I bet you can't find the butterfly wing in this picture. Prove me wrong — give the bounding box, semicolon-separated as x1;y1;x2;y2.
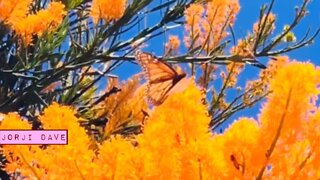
135;51;186;105
146;77;177;105
135;51;178;82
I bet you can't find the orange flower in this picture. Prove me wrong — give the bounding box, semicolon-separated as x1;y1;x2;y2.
243;56;290;105
300;109;320;178
230;39;254;58
205;0;240;48
260;61;320;138
221;40;257;88
97;75;147;137
36;103;96;179
90;0;127;24
135;79;217;179
253;13;276;36
258;61;320;178
184;3;204;48
221;62;244;88
2;61;320;179
39;103;93;147
0;113;31;129
212;118;264;178
184;1;240;51
0;113;43;177
93;137;136;179
184;3;204;32
165;35;181;54
0;0;31;22
2;103;97;179
6;1;66;45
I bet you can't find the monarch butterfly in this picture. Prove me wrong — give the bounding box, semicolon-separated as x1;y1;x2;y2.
135;51;186;105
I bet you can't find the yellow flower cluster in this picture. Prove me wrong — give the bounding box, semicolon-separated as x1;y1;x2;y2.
221;62;244;88
257;61;320;178
1;60;320;179
165;35;181;55
1;104;96;179
0;0;66;45
97;75;147;138
184;0;240;51
253;13;276;36
90;0;127;24
0;0;31;22
244;56;290;102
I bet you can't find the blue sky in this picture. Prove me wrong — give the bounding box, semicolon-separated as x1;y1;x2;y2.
112;0;320;129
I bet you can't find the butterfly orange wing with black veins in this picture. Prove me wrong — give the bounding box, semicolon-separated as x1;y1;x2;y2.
135;51;186;105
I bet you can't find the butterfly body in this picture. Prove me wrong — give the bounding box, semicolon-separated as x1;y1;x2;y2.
135;51;186;105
